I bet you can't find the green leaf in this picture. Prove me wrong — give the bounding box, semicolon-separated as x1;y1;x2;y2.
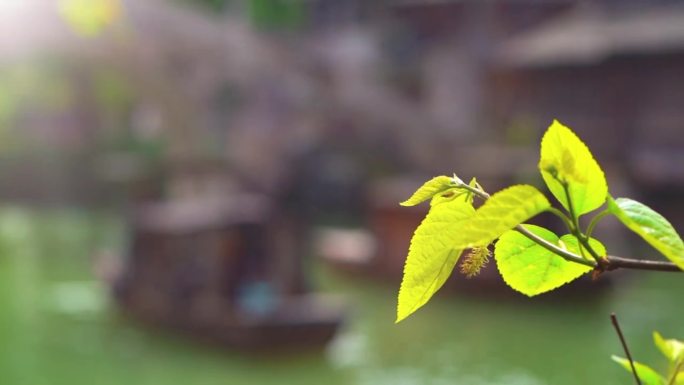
396;199;475;322
495;225;592;296
654;332;684;362
559;234;607;261
607;196;684;270
400;176;454;207
539;120;608;216
451;185;550;249
612;356;666;385
468;176;479;190
430;188;467;207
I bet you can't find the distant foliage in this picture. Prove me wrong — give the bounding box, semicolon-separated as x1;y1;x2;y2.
612;332;684;384
58;0;122;36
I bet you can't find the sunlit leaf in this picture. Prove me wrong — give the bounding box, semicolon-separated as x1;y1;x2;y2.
539;120;607;216
430;188;466;207
607;197;684;270
612;356;666;385
451;185;550;249
676;371;684;385
396;198;474;322
495;225;591;296
58;0;122;37
654;332;684;362
401;176;455;207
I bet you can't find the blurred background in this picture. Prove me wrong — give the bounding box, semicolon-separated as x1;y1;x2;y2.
0;0;683;384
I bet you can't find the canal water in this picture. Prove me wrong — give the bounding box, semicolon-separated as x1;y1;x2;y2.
0;207;681;385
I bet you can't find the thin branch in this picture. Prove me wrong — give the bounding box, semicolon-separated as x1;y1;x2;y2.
455;182;594;267
610;313;642;385
515;225;595;267
454;181;683;273
605;256;682;272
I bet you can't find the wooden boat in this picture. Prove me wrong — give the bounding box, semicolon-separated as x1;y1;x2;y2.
113;194;345;351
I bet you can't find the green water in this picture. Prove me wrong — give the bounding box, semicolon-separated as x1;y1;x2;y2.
0;207;682;385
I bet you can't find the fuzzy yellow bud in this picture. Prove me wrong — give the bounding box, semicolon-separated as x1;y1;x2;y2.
459;246;491;278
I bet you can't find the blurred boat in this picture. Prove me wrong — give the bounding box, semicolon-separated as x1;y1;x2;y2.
113;194;345;351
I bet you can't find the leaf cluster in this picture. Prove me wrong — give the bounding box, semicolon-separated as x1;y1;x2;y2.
612;332;684;385
397;120;684;323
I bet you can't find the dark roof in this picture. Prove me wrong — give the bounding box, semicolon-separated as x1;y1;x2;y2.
134;195;269;234
498;5;684;68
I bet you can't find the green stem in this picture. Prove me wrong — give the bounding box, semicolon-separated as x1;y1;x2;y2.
667;358;683;385
515;225;595;267
455;181;594;268
579;234;602;261
457;181;490;200
561;183;581;234
546;207;575;234
561;182;603;263
586;210;610;239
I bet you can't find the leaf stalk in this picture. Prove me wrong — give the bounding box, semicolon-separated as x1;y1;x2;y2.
455;181;594;267
560;181;604;264
454;180;683;273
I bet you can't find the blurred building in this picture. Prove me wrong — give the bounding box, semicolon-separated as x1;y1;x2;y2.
490;3;684;228
0;0;682;267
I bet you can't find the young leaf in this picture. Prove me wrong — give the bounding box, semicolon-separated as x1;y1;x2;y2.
611;356;666;385
559;234;607;260
654;332;684;362
400;176;454;207
495;225;592;296
396;198;475;322
539;120;608;216
607;196;684;270
450;185;550;249
430;188;466;207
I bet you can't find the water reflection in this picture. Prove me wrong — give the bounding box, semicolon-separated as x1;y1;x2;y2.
0;207;682;384
46;281;108;316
